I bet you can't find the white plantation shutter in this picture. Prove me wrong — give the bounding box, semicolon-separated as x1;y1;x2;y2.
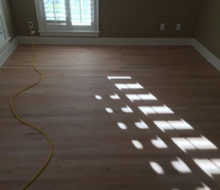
35;0;99;35
43;0;67;22
70;0;93;26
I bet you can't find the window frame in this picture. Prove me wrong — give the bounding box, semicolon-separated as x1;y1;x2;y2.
0;0;10;49
35;0;99;37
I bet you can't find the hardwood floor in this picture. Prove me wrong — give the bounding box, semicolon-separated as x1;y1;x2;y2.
1;45;220;190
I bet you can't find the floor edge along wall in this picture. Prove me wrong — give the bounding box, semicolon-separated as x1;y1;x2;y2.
1;37;220;72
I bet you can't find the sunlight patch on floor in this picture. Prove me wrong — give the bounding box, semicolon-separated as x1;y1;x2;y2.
105;108;114;113
131;140;144;150
117;122;127;130
135;120;149;129
153;120;193;133
107;76;132;80
121;105;133;113
110;93;120;100
139;105;174;115
194;159;220;178
149;162;165;175
126;93;157;102
151;137;168;149
95;95;102;100
94;75;220;189
115;83;144;90
172;136;217;153
171;158;191;174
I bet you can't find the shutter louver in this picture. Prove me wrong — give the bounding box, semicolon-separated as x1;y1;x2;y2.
39;0;98;33
43;0;66;22
70;0;93;26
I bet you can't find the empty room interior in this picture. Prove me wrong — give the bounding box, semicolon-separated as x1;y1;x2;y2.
1;0;220;190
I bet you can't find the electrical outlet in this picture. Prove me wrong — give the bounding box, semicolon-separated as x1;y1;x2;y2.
176;23;182;31
160;23;166;31
31;30;36;35
27;21;34;29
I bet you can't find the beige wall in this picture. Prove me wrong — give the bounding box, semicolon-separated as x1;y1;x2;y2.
195;0;220;59
8;0;200;37
1;0;14;38
99;0;199;38
8;0;38;36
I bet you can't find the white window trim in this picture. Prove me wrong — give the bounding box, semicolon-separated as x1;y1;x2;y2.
0;0;10;49
34;0;99;37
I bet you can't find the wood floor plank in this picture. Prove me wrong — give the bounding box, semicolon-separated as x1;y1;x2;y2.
0;45;220;190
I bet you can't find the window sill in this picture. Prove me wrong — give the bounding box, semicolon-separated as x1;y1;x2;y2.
39;30;100;37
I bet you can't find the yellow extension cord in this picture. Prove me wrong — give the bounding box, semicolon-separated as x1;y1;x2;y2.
9;33;54;190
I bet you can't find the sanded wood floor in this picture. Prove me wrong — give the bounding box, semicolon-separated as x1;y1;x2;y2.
1;45;220;190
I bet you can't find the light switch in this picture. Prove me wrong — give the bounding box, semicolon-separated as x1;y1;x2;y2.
160;23;166;31
176;23;182;31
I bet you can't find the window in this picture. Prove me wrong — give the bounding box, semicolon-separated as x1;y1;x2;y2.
35;0;99;36
0;1;10;49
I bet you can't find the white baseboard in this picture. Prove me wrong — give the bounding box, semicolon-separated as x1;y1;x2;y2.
0;38;17;66
191;39;220;71
15;36;220;71
16;36;193;46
